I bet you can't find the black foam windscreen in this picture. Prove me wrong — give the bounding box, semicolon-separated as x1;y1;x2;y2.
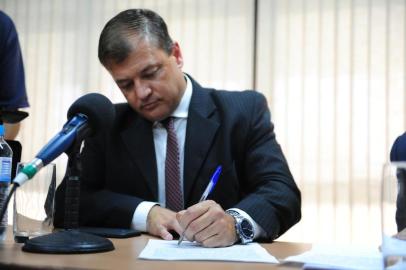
67;93;115;133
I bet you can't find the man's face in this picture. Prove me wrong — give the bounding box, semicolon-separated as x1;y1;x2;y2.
106;38;186;122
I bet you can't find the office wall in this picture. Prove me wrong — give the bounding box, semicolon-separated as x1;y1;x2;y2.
1;0;405;245
257;0;406;245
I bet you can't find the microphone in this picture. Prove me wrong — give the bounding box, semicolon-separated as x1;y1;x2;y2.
13;93;115;186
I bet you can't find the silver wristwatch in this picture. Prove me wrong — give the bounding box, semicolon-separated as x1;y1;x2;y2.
226;209;254;244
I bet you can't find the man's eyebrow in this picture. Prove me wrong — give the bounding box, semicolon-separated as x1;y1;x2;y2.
114;63;160;84
141;63;160;74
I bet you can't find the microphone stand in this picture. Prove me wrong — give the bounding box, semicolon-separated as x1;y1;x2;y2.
22;135;114;253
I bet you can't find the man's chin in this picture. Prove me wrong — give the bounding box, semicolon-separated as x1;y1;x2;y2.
140;110;169;122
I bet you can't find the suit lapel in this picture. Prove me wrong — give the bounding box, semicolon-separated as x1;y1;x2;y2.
184;81;219;204
120;115;158;199
115;77;219;204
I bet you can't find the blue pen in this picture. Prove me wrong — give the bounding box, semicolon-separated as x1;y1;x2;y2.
177;165;222;245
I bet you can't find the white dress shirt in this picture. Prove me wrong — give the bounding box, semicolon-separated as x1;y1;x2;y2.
131;75;264;239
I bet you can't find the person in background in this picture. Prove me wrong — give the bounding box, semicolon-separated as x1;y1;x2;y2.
390;132;406;232
0;11;29;140
54;9;301;247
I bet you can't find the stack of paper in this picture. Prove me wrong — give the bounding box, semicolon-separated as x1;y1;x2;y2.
139;239;278;263
284;244;383;270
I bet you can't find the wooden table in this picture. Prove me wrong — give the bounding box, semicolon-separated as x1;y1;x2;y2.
0;229;311;270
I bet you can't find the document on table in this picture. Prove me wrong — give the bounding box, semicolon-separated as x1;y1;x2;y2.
138;239;278;263
284;243;382;270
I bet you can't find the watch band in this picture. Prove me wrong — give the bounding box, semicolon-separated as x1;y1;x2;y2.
226;209;254;244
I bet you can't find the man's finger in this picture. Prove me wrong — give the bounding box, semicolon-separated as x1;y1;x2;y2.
193;220;217;243
179;201;214;228
201;234;224;248
158;225;173;240
183;210;213;240
170;218;184;236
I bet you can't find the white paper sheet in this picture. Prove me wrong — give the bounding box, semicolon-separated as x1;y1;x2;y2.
138;239;278;263
284;244;383;270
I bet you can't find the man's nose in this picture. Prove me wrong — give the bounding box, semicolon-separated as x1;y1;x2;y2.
134;82;152;99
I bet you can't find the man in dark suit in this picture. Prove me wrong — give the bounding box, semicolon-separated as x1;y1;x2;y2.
54;9;301;247
390;132;406;231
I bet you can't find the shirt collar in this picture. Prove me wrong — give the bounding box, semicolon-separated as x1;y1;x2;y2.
153;74;192;128
171;74;192;119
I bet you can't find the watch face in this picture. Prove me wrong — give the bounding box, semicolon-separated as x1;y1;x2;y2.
240;219;254;239
227;210;239;216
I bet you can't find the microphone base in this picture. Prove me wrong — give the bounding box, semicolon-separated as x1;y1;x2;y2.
22;230;114;254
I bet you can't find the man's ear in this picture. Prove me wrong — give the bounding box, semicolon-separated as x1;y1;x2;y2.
171;42;184;68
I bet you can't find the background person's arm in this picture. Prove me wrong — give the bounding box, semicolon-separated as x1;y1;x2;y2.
4;122;20;140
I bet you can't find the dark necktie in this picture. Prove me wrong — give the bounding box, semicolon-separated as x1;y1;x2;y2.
162;117;183;211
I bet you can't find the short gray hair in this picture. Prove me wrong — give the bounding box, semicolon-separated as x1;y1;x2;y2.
98;9;173;66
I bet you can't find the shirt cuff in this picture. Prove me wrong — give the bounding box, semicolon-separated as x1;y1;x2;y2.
131;201;159;232
227;208;266;239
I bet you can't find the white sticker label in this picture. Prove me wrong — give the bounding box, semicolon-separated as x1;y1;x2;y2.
0;157;12;182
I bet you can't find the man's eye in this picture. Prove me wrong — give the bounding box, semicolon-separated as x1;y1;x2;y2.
143;68;160;79
119;83;133;91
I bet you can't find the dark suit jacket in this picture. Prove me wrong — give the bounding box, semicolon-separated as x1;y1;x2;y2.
391;133;406;161
390;132;406;231
55;77;301;241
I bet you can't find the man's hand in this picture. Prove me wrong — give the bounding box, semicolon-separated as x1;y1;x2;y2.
147;205;183;240
176;200;238;247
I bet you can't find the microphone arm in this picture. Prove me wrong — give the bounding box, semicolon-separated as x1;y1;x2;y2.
13;114;90;187
7;92;116;254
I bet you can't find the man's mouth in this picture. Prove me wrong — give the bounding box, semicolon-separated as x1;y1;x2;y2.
141;100;159;110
